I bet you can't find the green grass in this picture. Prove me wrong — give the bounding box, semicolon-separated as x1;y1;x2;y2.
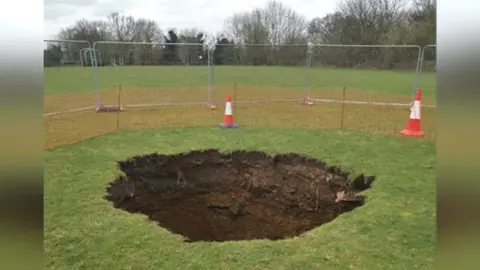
45;127;436;270
44;66;436;96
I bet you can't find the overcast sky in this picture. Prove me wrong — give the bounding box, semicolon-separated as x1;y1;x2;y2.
44;0;340;39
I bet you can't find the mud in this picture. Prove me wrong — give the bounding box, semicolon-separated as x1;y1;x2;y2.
105;149;375;242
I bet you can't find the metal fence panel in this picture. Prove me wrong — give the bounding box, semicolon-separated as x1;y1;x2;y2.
43;41;437;149
91;41;208;109
211;43;309;104
43;39;94;116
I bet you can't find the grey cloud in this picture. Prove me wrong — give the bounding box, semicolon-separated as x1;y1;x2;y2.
90;0;214;27
90;1;135;17
44;0;101;21
43;0;339;39
44;4;80;21
44;0;98;7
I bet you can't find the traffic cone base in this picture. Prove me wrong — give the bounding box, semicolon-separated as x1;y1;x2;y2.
401;129;424;137
401;130;424;136
219;123;238;128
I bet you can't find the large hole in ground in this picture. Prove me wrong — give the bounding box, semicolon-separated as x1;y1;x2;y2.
105;149;375;242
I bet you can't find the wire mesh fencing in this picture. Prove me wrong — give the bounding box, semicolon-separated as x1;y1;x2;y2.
43;41;436;149
210;44;309;105
296;44;434;136
44;39;94;116
91;41;210;109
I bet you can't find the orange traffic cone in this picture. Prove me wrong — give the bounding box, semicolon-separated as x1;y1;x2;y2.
219;94;238;128
401;88;424;137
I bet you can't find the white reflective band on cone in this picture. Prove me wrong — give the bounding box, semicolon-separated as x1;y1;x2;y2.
409;100;421;120
224;102;232;115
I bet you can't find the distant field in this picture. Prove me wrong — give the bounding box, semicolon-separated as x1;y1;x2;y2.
44;65;436;97
44;65;436;149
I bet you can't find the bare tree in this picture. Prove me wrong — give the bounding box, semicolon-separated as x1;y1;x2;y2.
105;13;163;65
46;0;436;69
409;0;436;46
334;0;409;67
223;1;308;65
178;28;205;65
307;13;365;67
224;1;307;45
224;9;269;45
308;12;356;45
412;0;436;20
55;19;111;65
262;0;308;45
57;19;111;43
131;18;163;65
337;0;408;44
134;19;163;42
107;12;139;41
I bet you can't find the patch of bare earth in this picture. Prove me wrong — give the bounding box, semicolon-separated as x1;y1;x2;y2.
105;149;375;242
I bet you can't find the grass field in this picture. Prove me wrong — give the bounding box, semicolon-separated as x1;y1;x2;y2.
44;65;436;269
44;127;436;269
44;66;436;97
43;66;436;149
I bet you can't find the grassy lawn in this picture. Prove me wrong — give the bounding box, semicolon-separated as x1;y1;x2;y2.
44;66;436;97
44;127;436;269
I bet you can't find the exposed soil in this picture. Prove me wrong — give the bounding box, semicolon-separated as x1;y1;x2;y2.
105;149;375;242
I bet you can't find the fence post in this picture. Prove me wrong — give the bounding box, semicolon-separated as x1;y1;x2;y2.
419;45;436;74
304;42;313;101
412;45;423;99
340;86;346;130
91;42;101;108
80;48;87;66
416;44;436;97
207;45;215;105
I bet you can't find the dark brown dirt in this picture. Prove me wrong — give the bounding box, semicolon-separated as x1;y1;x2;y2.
105;149;375;242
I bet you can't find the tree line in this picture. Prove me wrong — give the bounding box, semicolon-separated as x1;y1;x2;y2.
44;0;436;70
